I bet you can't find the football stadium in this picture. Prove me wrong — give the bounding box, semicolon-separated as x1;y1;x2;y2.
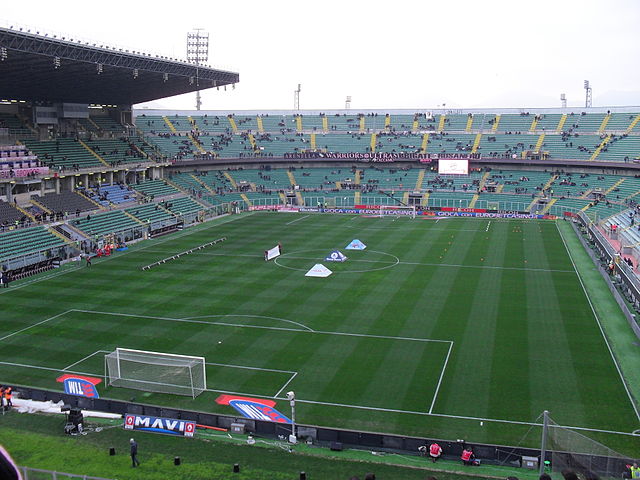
1;3;640;480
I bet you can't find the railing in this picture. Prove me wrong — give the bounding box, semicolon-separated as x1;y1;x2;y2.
575;211;640;339
19;466;115;480
0;245;77;271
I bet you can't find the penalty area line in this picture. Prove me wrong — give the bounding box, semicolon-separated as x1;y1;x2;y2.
428;341;454;414
0;310;73;343
273;372;298;398
286;215;309;225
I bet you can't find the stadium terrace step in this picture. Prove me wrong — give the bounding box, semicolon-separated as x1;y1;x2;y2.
627;114;640;133
162;116;178;134
589;134;613;161
605;177;625;195
437;114;446;132
542;174;558;191
580;189;593;199
465;114;474;132
526;196;539;213
188;133;206;154
540;197;557;214
188;174;216;195
223;171;238;189
370;133;377;153
556;113;568;132
240;193;251;206
15;204;36;222
415;169;426;190
599;113;612;133
529;116;539;132
420;133;429;153
492;114;501;133
471;133;482;153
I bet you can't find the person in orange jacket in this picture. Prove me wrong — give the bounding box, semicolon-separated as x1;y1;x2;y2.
461;446;475;465
3;386;12;409
429;443;443;463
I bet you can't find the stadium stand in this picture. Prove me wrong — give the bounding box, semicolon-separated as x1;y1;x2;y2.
83;183;135;206
131;179;181;198
164;196;206;216
23;138;103;170
0;226;67;262
71;210;142;237
126;203;176;225
35;191;99;215
83;138;147;166
0;112;32;136
0;199;27;229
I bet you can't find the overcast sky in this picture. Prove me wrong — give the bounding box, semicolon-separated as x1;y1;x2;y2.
3;0;640;111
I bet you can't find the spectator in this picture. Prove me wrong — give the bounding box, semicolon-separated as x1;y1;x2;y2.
130;438;140;467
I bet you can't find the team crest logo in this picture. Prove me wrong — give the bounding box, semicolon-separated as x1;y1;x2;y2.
56;374;102;398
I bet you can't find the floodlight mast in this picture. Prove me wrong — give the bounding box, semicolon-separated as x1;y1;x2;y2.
186;29;210;110
584;80;592;108
294;84;301;110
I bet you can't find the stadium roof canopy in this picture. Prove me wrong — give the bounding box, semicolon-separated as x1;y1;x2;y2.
0;27;239;106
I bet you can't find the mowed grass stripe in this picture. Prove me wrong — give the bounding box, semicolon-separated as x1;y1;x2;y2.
435;219;508;418
488;224;532;420
429;220;499;416
522;223;586;426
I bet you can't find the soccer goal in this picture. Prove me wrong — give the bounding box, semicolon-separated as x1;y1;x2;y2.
104;348;206;398
378;205;416;219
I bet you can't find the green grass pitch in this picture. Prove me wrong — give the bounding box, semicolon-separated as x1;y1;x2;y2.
1;212;638;452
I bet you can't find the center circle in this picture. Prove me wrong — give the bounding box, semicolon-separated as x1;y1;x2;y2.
274;249;399;274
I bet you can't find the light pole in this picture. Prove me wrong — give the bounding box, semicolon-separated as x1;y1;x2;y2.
287;391;297;443
186;29;210;110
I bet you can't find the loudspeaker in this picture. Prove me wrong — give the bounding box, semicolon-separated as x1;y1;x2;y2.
330;441;343;451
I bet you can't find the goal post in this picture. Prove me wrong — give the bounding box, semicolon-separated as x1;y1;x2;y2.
104;348;206;398
378;204;416;219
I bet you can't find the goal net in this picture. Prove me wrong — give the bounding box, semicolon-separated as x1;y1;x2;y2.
543;416;632;479
104;348;206;398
